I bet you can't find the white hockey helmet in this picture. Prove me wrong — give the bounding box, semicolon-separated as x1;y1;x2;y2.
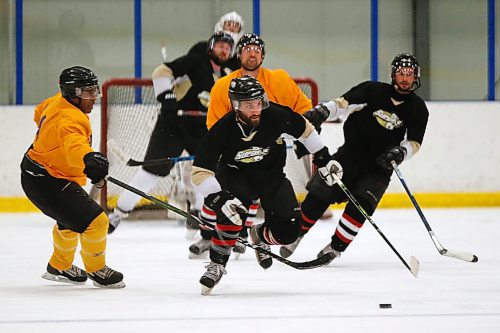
214;11;244;47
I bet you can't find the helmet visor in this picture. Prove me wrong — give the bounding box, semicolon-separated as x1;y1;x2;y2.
75;85;101;99
231;94;270;112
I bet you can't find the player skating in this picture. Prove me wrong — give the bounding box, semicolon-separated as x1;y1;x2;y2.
191;76;341;294
279;53;429;263
21;66;125;288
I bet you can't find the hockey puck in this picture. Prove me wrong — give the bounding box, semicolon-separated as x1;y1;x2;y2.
379;303;392;309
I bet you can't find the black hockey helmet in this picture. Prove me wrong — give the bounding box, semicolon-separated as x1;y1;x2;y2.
208;31;234;52
391;53;421;91
229;75;269;111
236;33;265;59
59;66;100;99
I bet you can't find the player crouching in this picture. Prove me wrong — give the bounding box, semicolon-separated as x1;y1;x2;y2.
191;76;341;295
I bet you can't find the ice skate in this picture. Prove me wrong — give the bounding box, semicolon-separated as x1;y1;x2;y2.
250;225;273;269
188;238;211;259
233;237;247;260
108;207;129;234
87;266;125;288
279;236;303;258
41;263;87;285
317;243;342;265
200;261;227;295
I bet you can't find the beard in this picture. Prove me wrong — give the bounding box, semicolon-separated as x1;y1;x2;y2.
241;58;262;71
209;52;230;66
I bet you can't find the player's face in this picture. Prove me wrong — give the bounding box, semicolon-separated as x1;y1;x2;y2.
240;44;263;71
394;67;416;93
237;99;263;126
223;21;241;33
212;41;232;63
76;95;97;114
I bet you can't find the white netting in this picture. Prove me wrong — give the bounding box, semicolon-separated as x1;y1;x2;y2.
101;78;317;213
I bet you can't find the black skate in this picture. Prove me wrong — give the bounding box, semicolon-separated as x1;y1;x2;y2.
250;225;273;269
189;238;211;259
317;243;342;265
42;263;87;285
200;261;227;295
279;236;303;258
88;266;125;288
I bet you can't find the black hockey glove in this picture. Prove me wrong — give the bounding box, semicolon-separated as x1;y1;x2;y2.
158;89;179;125
83;152;109;185
303;103;330;133
293;140;310;159
376;146;407;170
205;190;248;226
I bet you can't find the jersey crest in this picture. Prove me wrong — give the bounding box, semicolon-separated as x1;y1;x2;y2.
372;110;403;130
234;146;270;163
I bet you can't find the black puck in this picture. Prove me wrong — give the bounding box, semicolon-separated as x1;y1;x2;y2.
379;303;392;309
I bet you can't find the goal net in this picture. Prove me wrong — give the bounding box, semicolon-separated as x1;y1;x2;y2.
100;77;318;216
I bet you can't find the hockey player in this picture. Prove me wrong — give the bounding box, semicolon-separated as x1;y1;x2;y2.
188;11;244;71
192;76;342;294
20;66;125;288
188;33;330;259
107;32;234;233
279;53;429;263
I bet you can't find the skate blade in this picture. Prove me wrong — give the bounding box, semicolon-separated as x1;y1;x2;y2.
201;285;213;295
91;280;126;289
188;251;209;260
41;272;87;285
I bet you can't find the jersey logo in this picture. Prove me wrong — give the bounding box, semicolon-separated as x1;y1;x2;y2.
372;110;403;130
234;146;270;163
391;98;404;106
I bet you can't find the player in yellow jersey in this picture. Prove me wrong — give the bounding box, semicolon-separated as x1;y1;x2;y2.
20;66;125;288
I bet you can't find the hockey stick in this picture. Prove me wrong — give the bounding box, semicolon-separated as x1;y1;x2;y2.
390;161;478;263
177;110;207;117
127;155;194;167
107;138;194;167
106;175;333;270
331;173;420;277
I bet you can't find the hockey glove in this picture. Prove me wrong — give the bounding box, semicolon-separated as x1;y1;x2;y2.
83;152;109;184
205;190;248;226
158;89;179;125
293;140;310;159
303;103;330;133
318;160;343;186
376;146;407;170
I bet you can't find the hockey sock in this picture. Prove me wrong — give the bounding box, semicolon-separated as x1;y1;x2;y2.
116;168;162;212
299;194;331;235
241;200;259;238
80;212;108;273
49;225;79;271
331;202;366;252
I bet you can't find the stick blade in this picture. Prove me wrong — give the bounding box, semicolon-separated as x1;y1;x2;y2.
442;249;478;263
409;256;419;278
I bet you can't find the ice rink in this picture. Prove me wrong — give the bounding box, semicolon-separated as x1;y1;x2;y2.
0;208;498;333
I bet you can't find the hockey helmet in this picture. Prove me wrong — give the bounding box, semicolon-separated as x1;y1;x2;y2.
391;53;421;91
229;75;269;111
237;33;265;59
214;11;244;45
208;31;235;53
59;66;100;99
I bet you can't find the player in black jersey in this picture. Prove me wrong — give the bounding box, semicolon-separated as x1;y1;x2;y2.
191;76;341;295
279;53;430;263
188;11;244;71
107;32;234;233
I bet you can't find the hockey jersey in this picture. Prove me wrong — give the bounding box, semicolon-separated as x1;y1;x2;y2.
27;92;93;185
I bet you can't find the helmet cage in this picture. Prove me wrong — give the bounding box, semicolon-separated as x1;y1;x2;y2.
391;53;421;91
236;33;265;59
